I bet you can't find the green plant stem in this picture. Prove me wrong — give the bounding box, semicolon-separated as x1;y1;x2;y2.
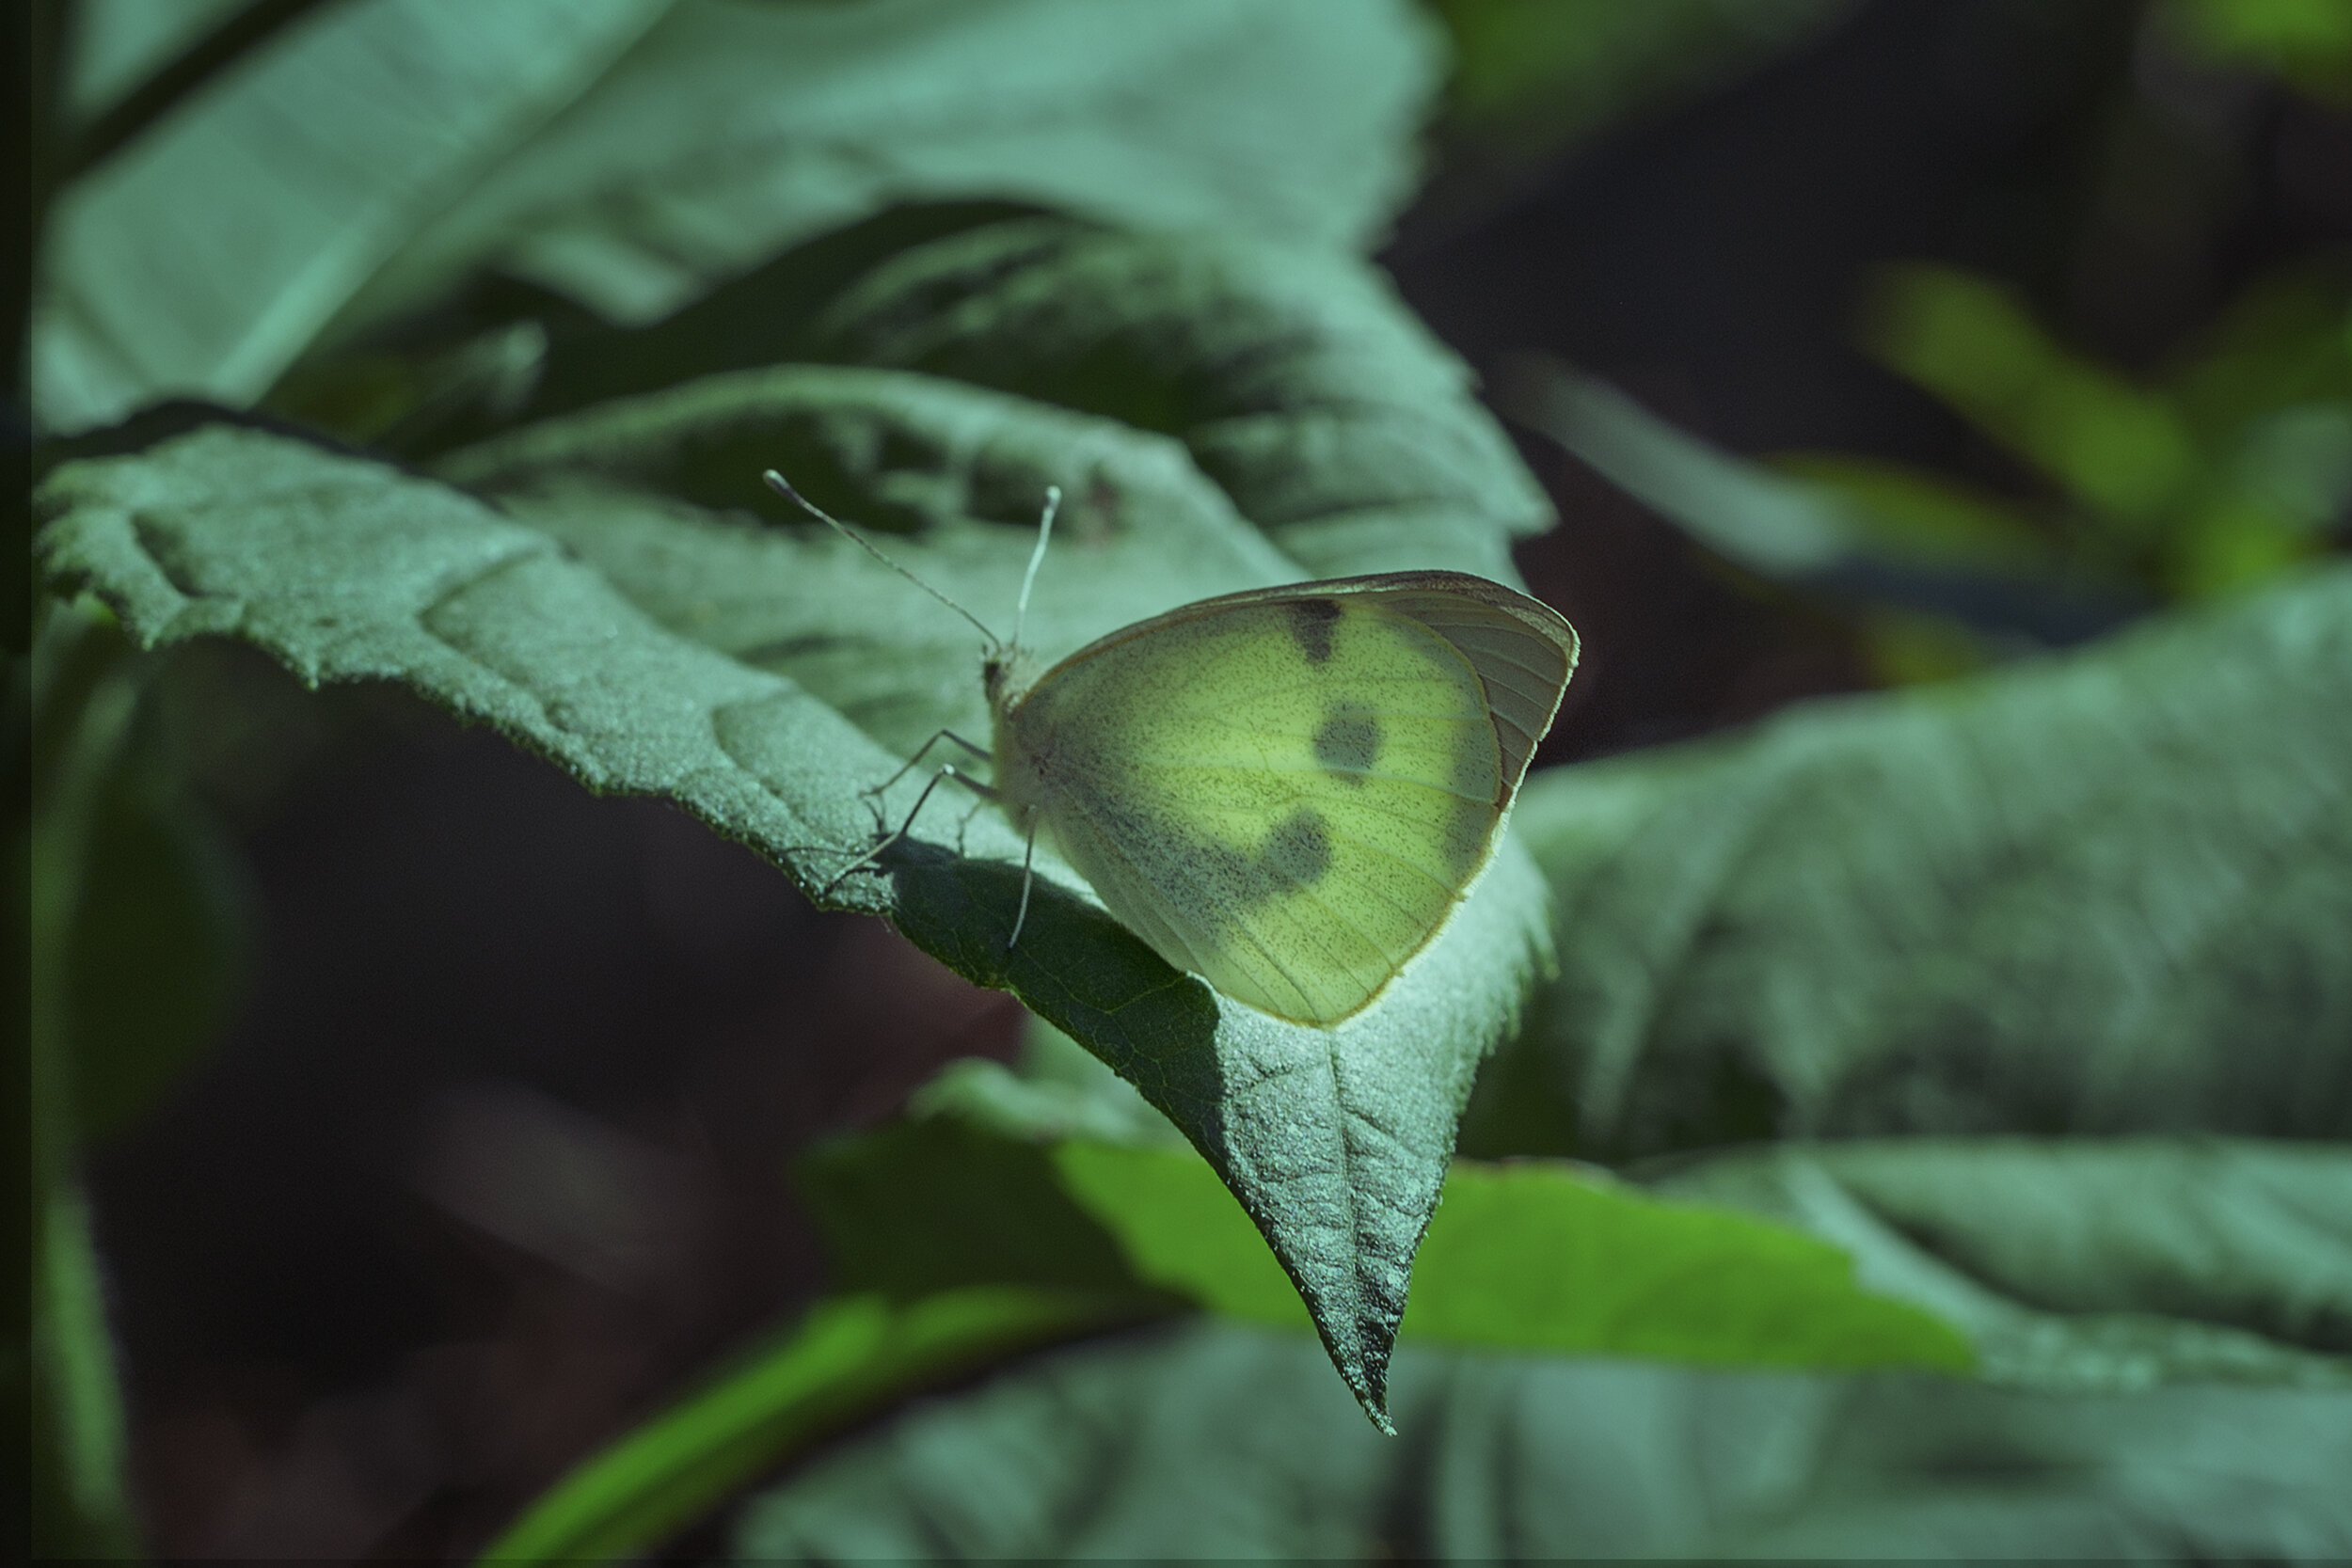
476;1288;1145;1566
28;606;144;1559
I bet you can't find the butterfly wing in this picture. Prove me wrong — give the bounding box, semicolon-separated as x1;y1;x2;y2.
997;574;1577;1025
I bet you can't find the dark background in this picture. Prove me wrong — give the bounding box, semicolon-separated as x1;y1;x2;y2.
75;1;2347;1556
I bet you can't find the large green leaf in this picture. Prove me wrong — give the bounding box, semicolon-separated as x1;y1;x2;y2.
474;1107;1964;1561
729;1134;2352;1561
508;215;1555;578
1480;565;2352;1159
37;0;1443;433
1646;1139;2352;1387
1398;1159;1967;1370
792;217;1554;580
37;0;671;431
731;1318;2352;1560
35;379;1553;1422
801;1112;1969;1369
353;0;1443;329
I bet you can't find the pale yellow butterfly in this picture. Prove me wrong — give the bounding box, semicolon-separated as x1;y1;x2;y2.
765;470;1579;1026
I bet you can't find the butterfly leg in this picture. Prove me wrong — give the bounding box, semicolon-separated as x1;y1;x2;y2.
1007;814;1041;951
822;763;996;895
864;730;992;808
951;791;989;854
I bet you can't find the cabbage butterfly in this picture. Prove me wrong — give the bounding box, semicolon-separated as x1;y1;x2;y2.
766;471;1578;1026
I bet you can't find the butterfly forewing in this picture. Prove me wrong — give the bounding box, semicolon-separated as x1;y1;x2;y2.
1363;587;1574;787
996;576;1576;1024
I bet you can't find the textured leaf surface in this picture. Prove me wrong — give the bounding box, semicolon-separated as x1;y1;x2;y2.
1399;1161;1968;1369
516;216;1554;579
36;0;669;430
730;1134;2352;1561
1647;1139;2352;1389
36;389;1554;1421
801;1114;1970;1370
37;0;1441;432
798;217;1554;581
358;0;1443;326
732;1322;2351;1561
1486;566;2352;1158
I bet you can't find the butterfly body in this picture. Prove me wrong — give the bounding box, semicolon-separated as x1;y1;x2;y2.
990;572;1577;1026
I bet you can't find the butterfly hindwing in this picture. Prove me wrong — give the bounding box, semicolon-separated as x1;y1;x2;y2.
998;575;1577;1024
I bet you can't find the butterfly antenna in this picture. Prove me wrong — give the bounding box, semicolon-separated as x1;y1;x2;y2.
763;470;1001;650
1011;484;1061;651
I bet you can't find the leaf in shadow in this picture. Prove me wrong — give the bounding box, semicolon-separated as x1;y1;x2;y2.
37;0;668;431
1485;565;2352;1158
798;216;1554;580
1641;1137;2352;1381
353;0;1444;329
728;1310;2352;1562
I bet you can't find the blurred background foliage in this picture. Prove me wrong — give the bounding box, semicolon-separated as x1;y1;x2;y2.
17;0;2351;1560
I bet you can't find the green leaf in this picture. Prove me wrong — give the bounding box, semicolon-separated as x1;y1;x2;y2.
475;1287;1134;1566
431;363;1302;758
728;1134;2352;1560
794;217;1555;581
37;0;670;430
2160;0;2352;104
1495;359;1861;577
39;0;1444;434
801;1110;1968;1369
796;1118;1183;1308
358;0;1442;332
1482;566;2352;1159
1493;357;2137;646
729;1312;2352;1561
1646;1139;2352;1389
1400;1161;1970;1370
498;215;1550;572
36;388;1555;1424
1863;264;2201;533
908;1016;1192;1149
1767;453;2056;576
2164;262;2352;439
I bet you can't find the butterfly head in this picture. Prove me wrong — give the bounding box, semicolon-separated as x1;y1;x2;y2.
982;645;1033;715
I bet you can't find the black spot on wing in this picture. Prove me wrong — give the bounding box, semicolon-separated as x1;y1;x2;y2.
1263;808;1333;887
1188;806;1335;911
1286;598;1342;663
1312;704;1381;785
